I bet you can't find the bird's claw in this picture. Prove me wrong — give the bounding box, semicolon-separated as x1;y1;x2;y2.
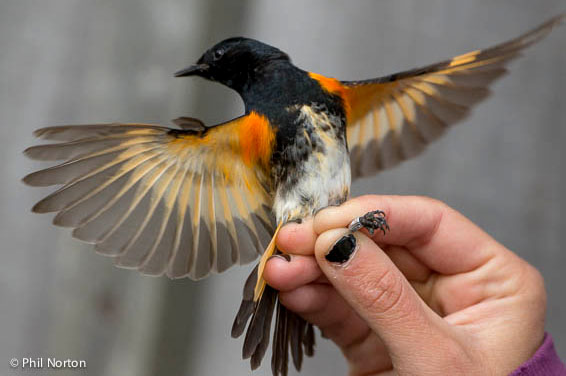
348;210;390;235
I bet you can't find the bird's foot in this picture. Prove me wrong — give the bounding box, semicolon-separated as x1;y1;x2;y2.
348;210;390;235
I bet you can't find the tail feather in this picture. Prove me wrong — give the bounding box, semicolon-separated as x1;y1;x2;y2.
304;321;315;357
272;300;289;375
249;285;277;369
233;261;316;376
243;284;276;361
272;302;316;375
289;308;306;370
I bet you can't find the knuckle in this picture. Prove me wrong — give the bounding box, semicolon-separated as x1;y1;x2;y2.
527;265;545;291
415;195;448;210
520;263;547;304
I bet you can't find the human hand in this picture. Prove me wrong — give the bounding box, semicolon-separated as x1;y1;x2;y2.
264;195;546;375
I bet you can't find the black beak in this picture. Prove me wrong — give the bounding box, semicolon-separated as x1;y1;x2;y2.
174;63;209;77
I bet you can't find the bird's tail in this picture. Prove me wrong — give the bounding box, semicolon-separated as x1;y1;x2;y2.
231;260;315;376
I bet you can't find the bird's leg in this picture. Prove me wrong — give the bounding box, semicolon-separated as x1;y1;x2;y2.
348;210;390;235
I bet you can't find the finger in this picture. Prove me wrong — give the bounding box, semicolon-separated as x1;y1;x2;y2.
314;195;496;274
276;270;393;372
315;228;454;367
263;254;322;292
279;284;394;372
276;217;317;255
278;284;386;352
384;245;431;283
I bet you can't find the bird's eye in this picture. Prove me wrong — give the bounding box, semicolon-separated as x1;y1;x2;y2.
212;49;225;61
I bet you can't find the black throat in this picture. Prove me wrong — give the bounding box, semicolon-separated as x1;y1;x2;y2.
239;61;345;128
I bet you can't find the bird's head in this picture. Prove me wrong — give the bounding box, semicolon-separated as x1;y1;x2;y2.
174;37;290;93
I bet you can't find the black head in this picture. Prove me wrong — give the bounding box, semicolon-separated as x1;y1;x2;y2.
174;37;290;92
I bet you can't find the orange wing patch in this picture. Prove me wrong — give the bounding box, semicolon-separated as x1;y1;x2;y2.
169;111;275;182
342;82;394;126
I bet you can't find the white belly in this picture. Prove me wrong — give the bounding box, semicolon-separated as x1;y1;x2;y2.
272;105;351;223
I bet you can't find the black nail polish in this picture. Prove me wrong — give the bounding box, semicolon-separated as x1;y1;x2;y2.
269;254;291;262
325;234;356;264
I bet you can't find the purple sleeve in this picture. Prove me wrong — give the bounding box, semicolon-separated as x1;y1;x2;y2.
510;333;566;375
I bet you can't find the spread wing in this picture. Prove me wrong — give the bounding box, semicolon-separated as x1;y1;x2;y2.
23;113;276;280
342;15;564;179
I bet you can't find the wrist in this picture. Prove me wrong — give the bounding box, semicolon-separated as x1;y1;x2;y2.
510;333;566;376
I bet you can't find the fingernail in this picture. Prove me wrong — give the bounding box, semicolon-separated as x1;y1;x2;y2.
269;254;291;262
325;234;356;264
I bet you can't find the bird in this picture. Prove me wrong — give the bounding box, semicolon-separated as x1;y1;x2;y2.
23;15;563;376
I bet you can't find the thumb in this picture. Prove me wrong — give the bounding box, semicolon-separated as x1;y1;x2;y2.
314;228;454;367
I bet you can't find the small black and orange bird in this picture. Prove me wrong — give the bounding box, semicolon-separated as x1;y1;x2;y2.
23;15;563;376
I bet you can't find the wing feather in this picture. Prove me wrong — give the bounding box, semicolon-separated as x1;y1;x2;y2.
139;164;188;275
114;161;180;268
24;114;276;280
343;15;563;179
167;170;196;278
214;176;240;271
228;185;264;265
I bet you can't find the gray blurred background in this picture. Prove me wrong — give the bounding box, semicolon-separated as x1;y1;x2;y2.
1;1;565;375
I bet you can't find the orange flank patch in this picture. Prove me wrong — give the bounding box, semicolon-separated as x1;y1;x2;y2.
237;111;275;168
308;72;351;121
